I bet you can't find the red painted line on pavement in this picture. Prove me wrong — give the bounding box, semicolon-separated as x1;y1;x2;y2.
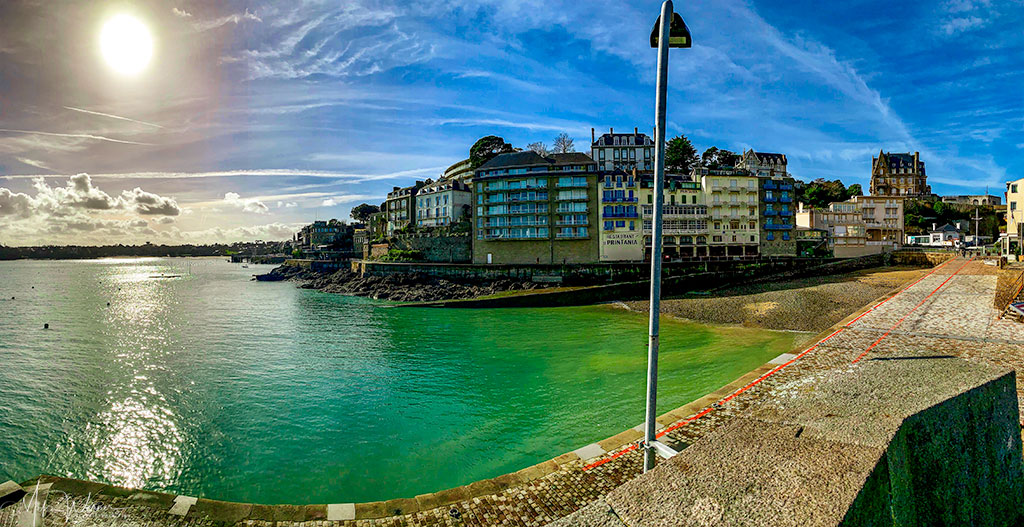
851;256;975;364
844;255;958;327
582;255;964;472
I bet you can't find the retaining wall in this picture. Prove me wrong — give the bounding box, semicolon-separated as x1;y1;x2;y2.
554;357;1023;527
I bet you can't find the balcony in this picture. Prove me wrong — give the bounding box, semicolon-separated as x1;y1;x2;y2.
602;212;640;219
603;196;639;203
556;219;589;226
643;228;706;235
765;223;794;230
780;184;794;190
780;197;792;203
763;181;777;190
779;210;793;217
763;209;778;216
763;196;777;203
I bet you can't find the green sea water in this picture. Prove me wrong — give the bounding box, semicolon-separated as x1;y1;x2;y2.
0;258;806;504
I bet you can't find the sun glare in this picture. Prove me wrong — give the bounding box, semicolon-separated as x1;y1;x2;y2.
99;14;153;76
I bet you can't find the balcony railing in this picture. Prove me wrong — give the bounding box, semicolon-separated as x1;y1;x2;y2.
765;223;794;230
603;196;639;203
763;209;778;216
557;206;588;213
764;196;777;203
763;181;777;190
603;212;639;219
779;210;793;217
780;184;794;190
644;228;706;235
556;220;590;226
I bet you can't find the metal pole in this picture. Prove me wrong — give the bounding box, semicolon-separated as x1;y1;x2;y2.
644;0;672;473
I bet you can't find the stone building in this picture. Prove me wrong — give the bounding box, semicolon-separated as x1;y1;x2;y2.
695;166;761;257
416;179;472;228
472;151;599;264
1003;177;1024;257
870;151;930;197
384;181;425;235
590;127;655;174
942;194;1001;206
758;175;798;257
296;220;342;250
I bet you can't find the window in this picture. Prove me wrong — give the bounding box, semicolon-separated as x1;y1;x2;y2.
599;150;606;160
1013;184;1018;193
629;221;635;231
616;220;625;228
604;221;614;231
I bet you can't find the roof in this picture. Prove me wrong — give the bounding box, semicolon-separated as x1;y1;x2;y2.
592;133;653;147
753;152;787;165
476;151;596;173
932;223;962;233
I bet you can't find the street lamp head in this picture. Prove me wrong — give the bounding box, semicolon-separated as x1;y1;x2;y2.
650;12;692;49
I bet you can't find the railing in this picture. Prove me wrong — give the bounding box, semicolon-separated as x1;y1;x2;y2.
780;184;794;190
779;211;793;217
643;228;706;235
763;181;777;190
780;197;792;203
764;196;777;203
556;220;590;226
1003;271;1024;313
603;196;639;203
602;212;639;219
763;209;778;216
557;206;588;213
765;223;794;230
484;221;548;227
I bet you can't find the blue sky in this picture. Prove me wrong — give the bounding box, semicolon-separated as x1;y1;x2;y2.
0;0;1020;244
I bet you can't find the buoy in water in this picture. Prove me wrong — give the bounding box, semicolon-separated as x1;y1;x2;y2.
43;323;49;329
107;302;111;306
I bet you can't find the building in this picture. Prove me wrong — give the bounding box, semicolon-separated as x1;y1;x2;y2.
696;166;761;257
758;174;798;256
640;174;707;260
797;202;868;258
870;151;930;197
736;150;788;178
590;127;655;174
384;181;425;235
367;209;386;241
598;170;642;262
416;179;472;228
441;158;473;185
942;195;1001;206
1003;177;1024;257
296;220;342;250
851;195;904;252
927;222;967;247
472;151;599;264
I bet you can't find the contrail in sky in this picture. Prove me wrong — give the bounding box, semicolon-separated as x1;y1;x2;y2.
0;128;154;145
63;106;164;129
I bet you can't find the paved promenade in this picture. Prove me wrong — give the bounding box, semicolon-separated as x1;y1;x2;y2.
8;257;1023;527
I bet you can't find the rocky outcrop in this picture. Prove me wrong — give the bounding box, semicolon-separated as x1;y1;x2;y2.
256;265;547;302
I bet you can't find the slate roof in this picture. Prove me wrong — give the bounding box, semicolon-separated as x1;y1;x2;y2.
476;151;596;173
592;133;653;147
753;152;787;165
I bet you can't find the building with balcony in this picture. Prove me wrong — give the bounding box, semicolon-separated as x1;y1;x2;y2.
598;170;642;261
441;158;473;185
295;220;343;250
472;151;599;264
590;127;655;174
385;181;425;235
415;179;471;228
870;151;930;197
851;195;904;252
695;166;760;257
758;175;797;256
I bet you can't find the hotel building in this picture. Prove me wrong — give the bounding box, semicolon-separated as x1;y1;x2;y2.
590;128;655;174
696;167;761;257
870;151;930;198
416;179;472;228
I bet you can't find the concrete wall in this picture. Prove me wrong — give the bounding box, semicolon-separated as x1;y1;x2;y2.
555;357;1023;527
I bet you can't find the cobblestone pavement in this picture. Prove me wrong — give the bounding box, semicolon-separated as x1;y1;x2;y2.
18;257;1023;527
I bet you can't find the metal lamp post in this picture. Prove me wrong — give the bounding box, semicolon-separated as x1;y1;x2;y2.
644;0;691;473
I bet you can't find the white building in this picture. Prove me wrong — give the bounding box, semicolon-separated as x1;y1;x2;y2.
416;179;472;228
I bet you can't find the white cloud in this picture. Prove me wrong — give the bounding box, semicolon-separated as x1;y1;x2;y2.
223;192;270;214
122;187;182;216
192;9;261;32
172;7;192;18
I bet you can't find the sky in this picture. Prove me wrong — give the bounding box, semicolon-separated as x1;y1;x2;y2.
0;0;1021;245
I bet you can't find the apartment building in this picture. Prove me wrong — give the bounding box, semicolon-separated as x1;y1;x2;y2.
295;220;342;250
696;167;760;257
851;195;904;252
441;158;473;185
759;175;798;256
472;151;599;264
415;179;472;228
384;181;425;235
590;127;655;174
598;170;641;261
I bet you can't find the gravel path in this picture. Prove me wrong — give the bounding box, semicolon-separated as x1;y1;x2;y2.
623;266;928;333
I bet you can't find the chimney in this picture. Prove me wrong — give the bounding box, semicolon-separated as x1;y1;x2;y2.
634;127;638;134
591;127;595;144
393;186;400;191
610;127;613;135
932;222;937;231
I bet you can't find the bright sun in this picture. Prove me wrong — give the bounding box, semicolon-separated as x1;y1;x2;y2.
99;14;153;76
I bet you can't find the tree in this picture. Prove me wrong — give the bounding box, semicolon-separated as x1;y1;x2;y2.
847;184;863;197
701;147;738;168
665;134;699;174
350;203;380;223
526;142;549;156
552;132;575;153
469;135;514;169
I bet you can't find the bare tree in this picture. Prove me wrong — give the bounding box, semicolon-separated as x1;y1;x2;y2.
527;142;549;155
552;132;575;153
